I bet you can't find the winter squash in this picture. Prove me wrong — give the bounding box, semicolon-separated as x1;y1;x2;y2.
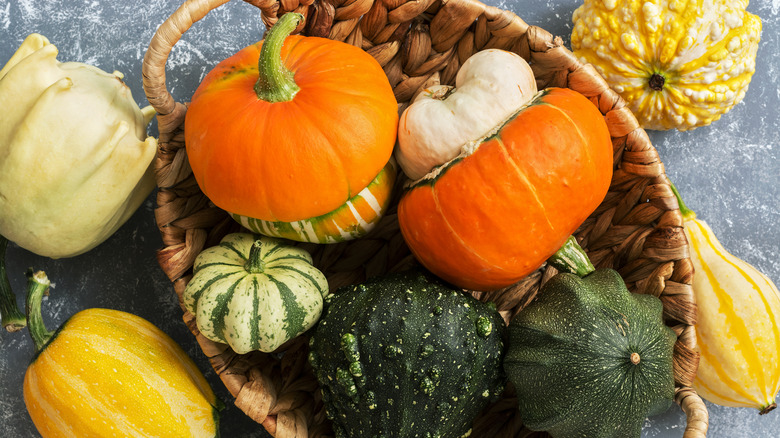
571;0;762;131
0;33;157;259
23;271;221;438
183;233;329;354
672;184;780;414
504;237;677;437
184;12;398;223
233;159;397;243
397;67;613;290
309;269;505;437
395;49;537;181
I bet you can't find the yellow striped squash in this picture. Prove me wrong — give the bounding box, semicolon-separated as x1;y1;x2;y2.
232;159;396;244
673;184;780;413
183;233;329;354
22;271;220;438
571;0;762;131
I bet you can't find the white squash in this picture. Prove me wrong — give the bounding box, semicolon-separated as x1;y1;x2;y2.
0;34;157;258
395;49;537;181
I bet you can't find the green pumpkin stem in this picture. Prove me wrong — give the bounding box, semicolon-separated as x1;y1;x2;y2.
668;180;697;221
25;269;54;352
0;236;26;332
547;236;596;278
245;241;266;274
254;12;303;103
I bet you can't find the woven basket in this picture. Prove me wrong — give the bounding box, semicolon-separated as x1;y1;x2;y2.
142;0;710;436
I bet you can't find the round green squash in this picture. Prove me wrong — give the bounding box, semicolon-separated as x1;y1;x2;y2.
504;238;676;438
183;233;329;354
308;269;506;438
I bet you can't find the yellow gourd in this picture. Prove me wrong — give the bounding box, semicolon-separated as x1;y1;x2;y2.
571;0;762;131
672;184;780;414
22;270;222;437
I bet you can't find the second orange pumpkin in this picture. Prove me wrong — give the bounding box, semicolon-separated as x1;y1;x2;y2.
398;88;613;291
184;13;398;223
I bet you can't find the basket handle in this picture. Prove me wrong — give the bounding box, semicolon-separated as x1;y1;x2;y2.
141;0;293;122
678;386;709;437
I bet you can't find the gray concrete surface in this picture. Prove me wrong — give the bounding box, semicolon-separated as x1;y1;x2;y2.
1;0;778;436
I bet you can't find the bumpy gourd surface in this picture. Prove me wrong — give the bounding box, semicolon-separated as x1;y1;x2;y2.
505;269;676;438
572;0;762;130
309;270;505;438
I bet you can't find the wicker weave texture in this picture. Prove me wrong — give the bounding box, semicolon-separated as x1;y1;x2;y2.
141;0;709;437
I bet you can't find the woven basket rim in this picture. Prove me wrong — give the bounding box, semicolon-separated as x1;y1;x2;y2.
142;0;709;437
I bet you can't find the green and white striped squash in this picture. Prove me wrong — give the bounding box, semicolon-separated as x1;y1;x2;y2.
232;159;397;244
183;233;329;354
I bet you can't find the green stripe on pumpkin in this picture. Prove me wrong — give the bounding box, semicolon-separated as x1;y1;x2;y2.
187;271;243;310
231;160;396;244
218;240;250;261
209;274;246;341
267;275;307;341
250;275;262;349
265;253;313;266
272;265;327;298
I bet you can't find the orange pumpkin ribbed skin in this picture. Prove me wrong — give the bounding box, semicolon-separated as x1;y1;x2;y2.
184;34;398;222
398;88;613;291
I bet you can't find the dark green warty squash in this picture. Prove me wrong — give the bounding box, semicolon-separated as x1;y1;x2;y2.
504;237;676;438
308;269;506;438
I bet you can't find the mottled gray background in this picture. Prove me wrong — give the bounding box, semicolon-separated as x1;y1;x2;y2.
0;0;778;436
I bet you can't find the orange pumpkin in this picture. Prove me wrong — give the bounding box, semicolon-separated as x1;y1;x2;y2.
398;87;613;291
184;13;398;222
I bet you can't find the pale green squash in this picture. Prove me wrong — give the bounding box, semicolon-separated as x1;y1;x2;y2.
183;233;329;354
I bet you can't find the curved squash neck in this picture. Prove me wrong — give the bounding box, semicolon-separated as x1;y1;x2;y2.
254;12;302;103
0;236;26;331
26;269;55;352
669;181;697;222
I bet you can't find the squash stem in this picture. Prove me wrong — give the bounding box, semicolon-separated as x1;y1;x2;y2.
254;12;303;103
25;269;54;352
760;402;777;415
547;236;595;278
245;241;266;274
0;236;26;332
648;73;666;91
669;181;697;221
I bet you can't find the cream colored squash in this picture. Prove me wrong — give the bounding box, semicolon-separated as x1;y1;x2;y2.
395;49;537;180
673;184;780;414
571;0;762;131
0;34;157;258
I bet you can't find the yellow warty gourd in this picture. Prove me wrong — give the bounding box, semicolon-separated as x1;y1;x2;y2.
672;184;780;414
571;0;762;131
